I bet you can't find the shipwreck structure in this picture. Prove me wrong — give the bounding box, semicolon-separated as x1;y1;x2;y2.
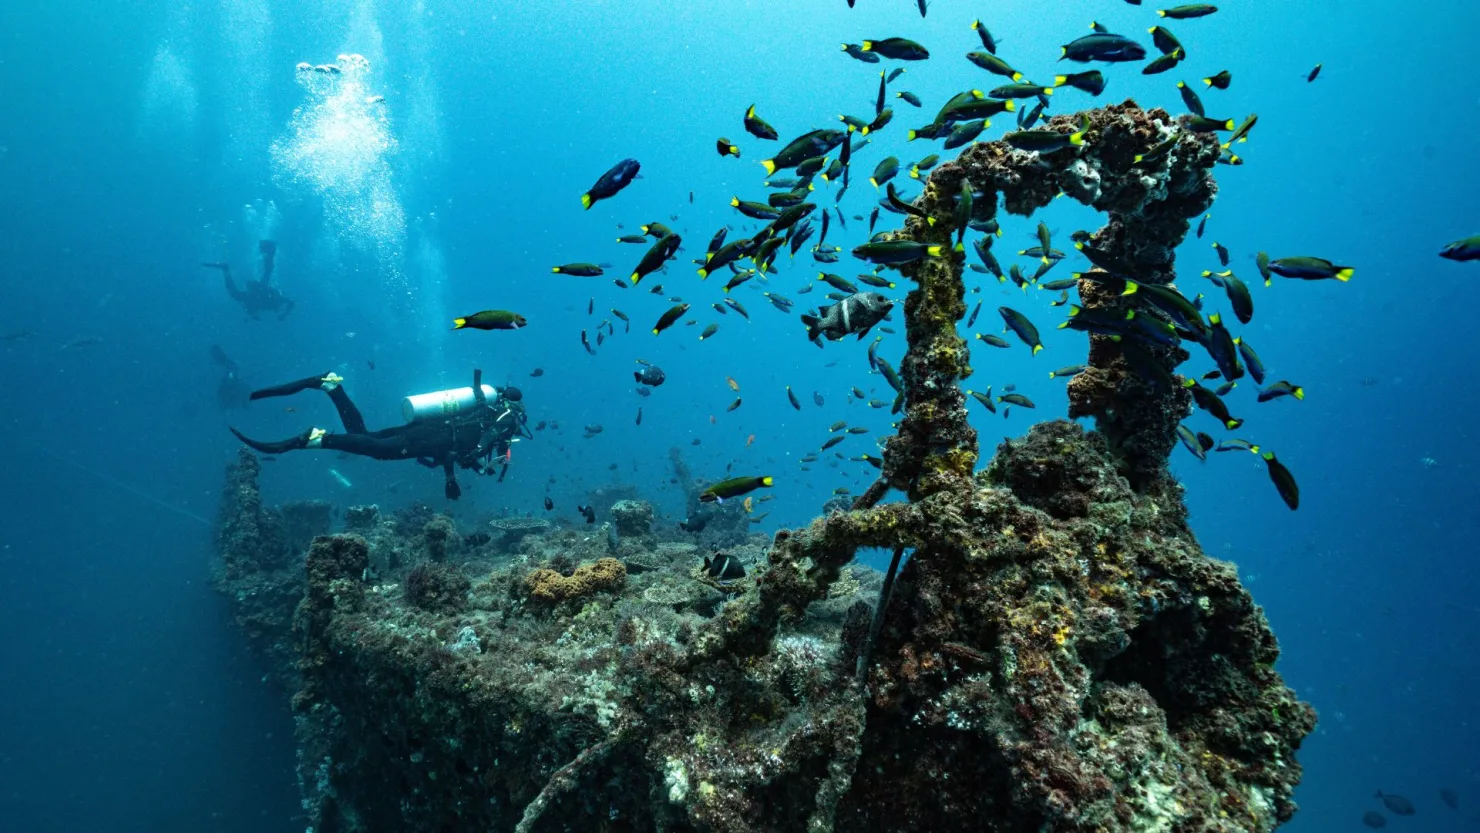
216;102;1314;832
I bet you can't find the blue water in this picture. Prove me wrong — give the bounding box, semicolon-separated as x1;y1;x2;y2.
1;0;1476;830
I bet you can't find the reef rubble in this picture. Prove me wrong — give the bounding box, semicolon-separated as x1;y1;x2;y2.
214;102;1313;832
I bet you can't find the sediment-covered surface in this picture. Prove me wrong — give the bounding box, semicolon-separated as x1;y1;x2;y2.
217;422;1311;832
838;420;1313;832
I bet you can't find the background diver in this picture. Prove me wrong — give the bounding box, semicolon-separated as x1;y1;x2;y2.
229;370;529;499
204;239;294;320
210;345;251;410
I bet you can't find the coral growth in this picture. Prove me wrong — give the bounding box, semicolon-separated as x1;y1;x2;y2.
217;449;284;582
489;515;551;550
834;420;1314;831
391;501;436;537
292;532;369;714
404;561;470;614
213;449;312;692
670;102;1308;831
913;101;1215;492
344;503;380;533
214;102;1311;833
423;514;458;562
610;499;655;536
524;557;627;603
280;500;333;557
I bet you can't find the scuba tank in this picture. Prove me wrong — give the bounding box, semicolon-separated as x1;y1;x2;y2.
402;384;497;423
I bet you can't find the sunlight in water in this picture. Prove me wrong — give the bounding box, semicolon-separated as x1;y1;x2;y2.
270;53;406;285
242;198;280;242
138;42;198;139
219;0;272;168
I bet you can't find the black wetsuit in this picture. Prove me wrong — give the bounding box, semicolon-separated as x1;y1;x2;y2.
206;240;294;321
230;371;528;499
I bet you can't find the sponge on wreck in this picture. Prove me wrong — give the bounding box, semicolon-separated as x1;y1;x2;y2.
525;557;627;603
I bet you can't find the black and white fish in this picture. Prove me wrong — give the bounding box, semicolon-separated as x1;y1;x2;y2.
703;551;747;581
800;291;894;342
634;363;666;387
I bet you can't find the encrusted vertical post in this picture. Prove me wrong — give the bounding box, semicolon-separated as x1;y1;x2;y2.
948;103;1219;489
690;102;1223;660
1061;107;1220;490
217;448;279;583
887;182;979;502
1067;209;1196;492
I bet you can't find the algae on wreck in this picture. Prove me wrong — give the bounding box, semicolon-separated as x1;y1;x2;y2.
215;101;1315;833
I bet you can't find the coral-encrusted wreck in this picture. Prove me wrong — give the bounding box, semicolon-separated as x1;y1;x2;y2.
215;102;1314;832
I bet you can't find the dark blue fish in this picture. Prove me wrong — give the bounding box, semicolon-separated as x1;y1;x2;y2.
1268;256;1353;281
744;104;779;140
1177;424;1208;461
581;158;640;209
974;237;1004;280
971;19;997;53
1262;451;1298;510
1439;235;1480;262
1235;337;1266;384
1060;33;1147;63
1201;270;1253;324
1203;313;1244;381
1183;378;1243;429
1257;381;1304;402
1179;81;1206;116
1127;312;1180;347
861;37;930;61
706;227;729;256
943;119;988;149
1055;70;1106;96
1060;303;1134;337
998;306;1043;354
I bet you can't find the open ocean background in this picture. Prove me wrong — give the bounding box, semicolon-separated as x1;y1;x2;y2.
1;0;1476;830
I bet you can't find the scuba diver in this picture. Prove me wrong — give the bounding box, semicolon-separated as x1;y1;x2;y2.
210;345;251;410
204;239;294;320
229;369;530;499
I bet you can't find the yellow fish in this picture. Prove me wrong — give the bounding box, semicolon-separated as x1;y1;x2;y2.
726;376;740;391
743;496;754;513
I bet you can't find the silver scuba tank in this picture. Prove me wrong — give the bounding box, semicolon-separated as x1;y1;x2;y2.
401;384;497;423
